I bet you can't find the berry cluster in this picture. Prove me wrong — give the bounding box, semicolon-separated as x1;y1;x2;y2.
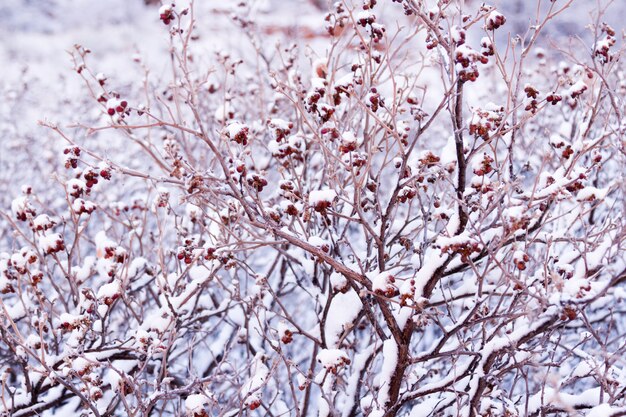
513;251;530;271
594;23;616;64
455;45;488;83
105;98;129;117
485;11;506;31
247;173;268;192
440;241;482;263
469;105;504;140
365;87;384;112
64;147;81;169
546;94;562;105
159;4;175;25
324;2;348;37
473;153;494;176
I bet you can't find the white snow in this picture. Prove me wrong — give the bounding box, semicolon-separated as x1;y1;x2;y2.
413;248;447;300
317;349;350;371
59;312;81;328
11;196;31;217
341;131;357;145
567;80;588;98
372;272;397;295
572;360;593;378
451;26;465;44
97;280;122;300
324;289;362;347
486;11;506;28
242;353;270;406
268;118;291;132
377;339;398;407
308;235;330;250
72;198;96;214
185;394;209;413
309;189;337;205
72;356;92;374
576;186;608;201
214;102;232;122
38;233;63;253
330;271;348;292
587;404;626;417
527;387;601;414
158;4;173;16
224;122;248;138
33;214;54;230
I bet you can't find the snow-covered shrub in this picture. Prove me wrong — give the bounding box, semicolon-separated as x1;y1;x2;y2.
1;1;625;416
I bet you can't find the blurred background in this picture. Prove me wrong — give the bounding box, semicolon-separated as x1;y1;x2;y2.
0;0;622;212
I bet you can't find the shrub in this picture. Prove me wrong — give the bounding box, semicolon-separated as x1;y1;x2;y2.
1;1;625;416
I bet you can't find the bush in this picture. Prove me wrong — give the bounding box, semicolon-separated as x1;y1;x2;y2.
1;1;625;416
